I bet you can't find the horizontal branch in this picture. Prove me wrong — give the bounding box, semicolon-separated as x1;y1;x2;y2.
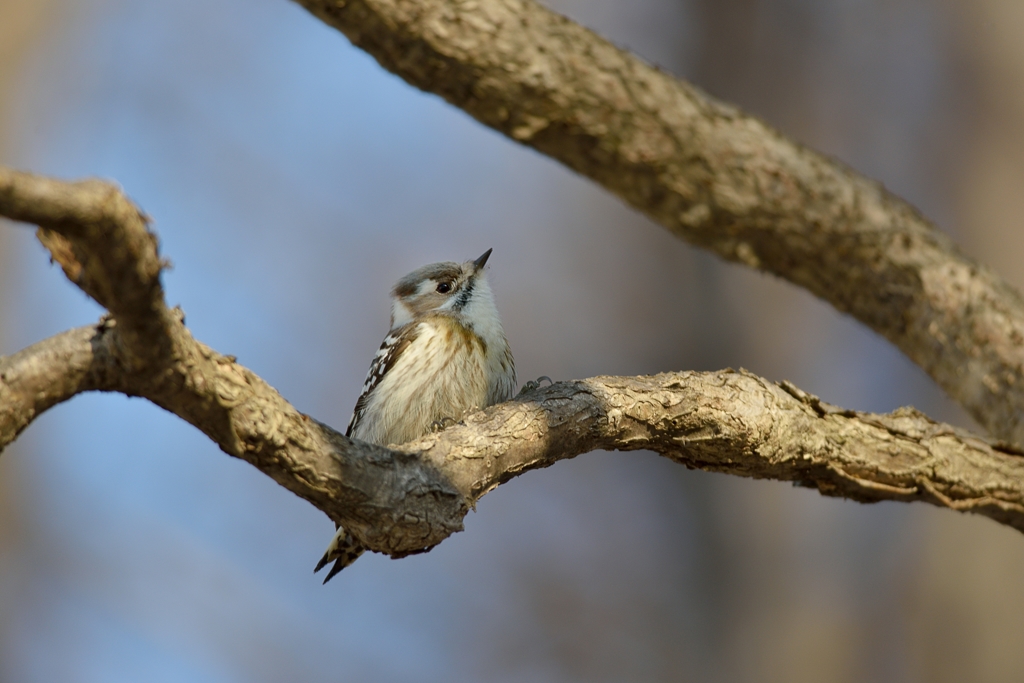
2;164;1023;562
4;320;1024;553
293;0;1024;446
0;321;468;556
416;371;1024;532
0;322;124;452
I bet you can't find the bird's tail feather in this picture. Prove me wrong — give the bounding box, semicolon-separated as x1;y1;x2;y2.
314;526;366;583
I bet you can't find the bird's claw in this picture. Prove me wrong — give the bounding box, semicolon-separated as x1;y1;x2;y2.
518;376;553;395
430;416;458;432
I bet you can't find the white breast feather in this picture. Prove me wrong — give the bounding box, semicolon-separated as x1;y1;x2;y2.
349;272;515;446
350;321;479;445
458;275;516;405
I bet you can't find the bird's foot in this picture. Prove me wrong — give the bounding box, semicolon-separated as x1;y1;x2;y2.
518;376;553;396
430;416;458;433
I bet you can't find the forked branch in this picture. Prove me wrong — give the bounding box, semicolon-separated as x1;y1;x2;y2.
3;167;1024;559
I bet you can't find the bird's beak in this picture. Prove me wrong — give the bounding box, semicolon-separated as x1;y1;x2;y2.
472;248;493;271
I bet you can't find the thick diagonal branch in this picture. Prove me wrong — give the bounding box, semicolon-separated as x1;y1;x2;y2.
293;0;1024;445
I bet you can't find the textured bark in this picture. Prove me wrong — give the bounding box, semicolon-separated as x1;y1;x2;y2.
0;170;170;369
291;0;1024;446
4;320;1024;553
419;371;1024;533
4;167;1024;556
0;168;467;556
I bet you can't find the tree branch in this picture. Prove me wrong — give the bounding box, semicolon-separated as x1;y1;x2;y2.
0;323;124;452
4;167;1024;555
292;0;1024;446
0;167;467;556
4;318;1024;552
417;370;1024;533
0;167;170;368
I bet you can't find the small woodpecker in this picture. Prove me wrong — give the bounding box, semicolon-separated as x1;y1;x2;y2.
315;249;515;582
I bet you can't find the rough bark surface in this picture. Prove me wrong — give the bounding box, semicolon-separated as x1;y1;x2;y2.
4;167;1024;556
291;0;1024;446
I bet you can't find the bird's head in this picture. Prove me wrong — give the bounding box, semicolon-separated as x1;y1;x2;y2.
389;249;496;329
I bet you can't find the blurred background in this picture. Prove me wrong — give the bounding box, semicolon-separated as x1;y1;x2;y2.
1;0;1024;680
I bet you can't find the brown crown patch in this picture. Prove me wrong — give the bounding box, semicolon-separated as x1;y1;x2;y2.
392;262;463;298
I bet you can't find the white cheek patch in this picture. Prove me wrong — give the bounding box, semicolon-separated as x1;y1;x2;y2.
391;300;414;329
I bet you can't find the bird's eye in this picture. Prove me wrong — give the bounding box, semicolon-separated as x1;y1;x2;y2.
436;281;452;294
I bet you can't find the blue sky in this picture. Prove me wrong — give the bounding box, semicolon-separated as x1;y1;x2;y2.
0;0;978;680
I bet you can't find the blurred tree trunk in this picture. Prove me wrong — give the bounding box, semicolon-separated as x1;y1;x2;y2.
0;0;61;671
907;2;1024;681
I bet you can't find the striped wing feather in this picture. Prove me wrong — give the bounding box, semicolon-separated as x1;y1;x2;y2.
346;325;418;438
